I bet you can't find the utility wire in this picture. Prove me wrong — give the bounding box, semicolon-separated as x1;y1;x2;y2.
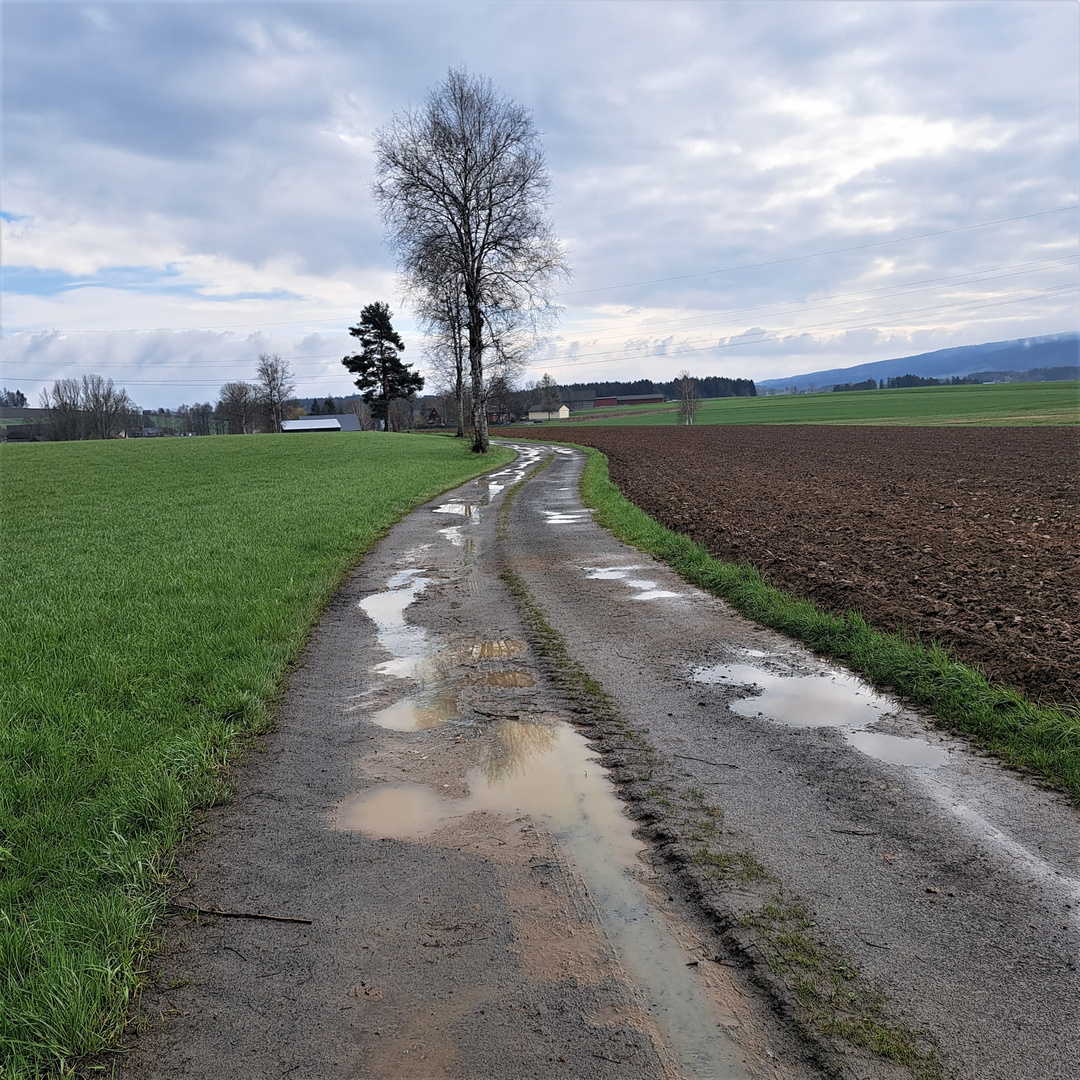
6;285;1073;387
5;204;1077;334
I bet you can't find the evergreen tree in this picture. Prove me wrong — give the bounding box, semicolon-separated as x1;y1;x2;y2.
309;398;322;414
341;302;424;429
323;396;337;415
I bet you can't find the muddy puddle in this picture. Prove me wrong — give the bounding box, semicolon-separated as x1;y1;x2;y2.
337;720;751;1079
372;691;462;732
694;657;949;769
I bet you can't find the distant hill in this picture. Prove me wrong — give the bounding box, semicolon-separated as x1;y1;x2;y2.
756;333;1079;391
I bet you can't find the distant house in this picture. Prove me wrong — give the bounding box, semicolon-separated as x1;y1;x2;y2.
527;404;570;421
427;407;442;426
281;413;362;433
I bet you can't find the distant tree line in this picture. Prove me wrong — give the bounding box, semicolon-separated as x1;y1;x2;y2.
965;366;1079;383
832;378;880;392
559;375;756;400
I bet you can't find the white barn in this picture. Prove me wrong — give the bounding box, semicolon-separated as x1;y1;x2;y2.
527;404;570;421
281;413;363;433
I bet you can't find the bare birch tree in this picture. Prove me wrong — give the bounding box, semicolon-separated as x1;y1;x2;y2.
39;378;84;440
676;370;701;426
417;277;469;438
373;67;568;453
256;353;295;432
82;374;133;439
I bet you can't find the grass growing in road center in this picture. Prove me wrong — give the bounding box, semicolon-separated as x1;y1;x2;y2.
0;433;512;1078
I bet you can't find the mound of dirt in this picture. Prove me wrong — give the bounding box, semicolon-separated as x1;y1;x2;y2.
514;425;1079;705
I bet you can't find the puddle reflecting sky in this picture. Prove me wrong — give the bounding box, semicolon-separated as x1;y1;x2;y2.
584;566;681;601
543;509;593;526
694;659;949;769
434;502;477;518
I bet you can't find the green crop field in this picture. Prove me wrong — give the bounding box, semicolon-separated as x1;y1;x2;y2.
550;380;1080;427
0;433;512;1077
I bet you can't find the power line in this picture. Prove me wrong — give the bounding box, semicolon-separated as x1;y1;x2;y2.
544;257;1079;351
7;284;1073;388
5;257;1075;374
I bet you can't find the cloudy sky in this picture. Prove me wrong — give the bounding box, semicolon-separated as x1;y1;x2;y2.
2;0;1077;408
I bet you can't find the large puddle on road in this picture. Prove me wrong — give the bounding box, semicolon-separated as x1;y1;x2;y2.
337;721;750;1079
693;659;950;769
696;656;1080;922
358;570;432;679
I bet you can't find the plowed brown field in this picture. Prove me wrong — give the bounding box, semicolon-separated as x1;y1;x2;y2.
513;425;1079;705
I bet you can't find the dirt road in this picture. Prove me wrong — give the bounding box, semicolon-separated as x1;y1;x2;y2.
116;444;1079;1080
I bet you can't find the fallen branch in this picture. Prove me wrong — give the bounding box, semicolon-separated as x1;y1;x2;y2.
167;903;312;925
674;753;740;769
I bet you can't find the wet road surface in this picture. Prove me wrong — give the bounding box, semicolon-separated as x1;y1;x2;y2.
117;443;1079;1080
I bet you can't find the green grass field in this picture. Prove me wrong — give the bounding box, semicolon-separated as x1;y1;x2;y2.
0;433;512;1077
553;380;1080;426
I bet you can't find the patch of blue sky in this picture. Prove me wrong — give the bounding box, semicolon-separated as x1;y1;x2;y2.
0;265;302;303
0;210;28;223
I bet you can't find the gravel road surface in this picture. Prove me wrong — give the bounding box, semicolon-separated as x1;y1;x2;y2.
113;443;1079;1080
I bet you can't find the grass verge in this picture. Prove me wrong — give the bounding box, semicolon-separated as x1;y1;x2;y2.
0;433;513;1078
573;445;1080;801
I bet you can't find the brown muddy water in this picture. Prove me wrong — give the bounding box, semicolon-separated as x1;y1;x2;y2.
337;719;751;1079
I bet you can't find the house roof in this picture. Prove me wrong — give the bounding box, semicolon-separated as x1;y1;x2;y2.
282;413;362;432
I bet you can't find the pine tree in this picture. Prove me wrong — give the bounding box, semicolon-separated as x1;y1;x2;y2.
341;302;424;429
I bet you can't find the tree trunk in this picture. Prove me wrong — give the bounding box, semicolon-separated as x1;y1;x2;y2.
468;301;488;453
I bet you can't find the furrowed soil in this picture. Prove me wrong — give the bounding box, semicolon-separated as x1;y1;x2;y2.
512;425;1079;705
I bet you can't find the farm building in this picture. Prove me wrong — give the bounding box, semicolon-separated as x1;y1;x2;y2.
527;404;570;421
594;393;665;408
281;413;362;433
